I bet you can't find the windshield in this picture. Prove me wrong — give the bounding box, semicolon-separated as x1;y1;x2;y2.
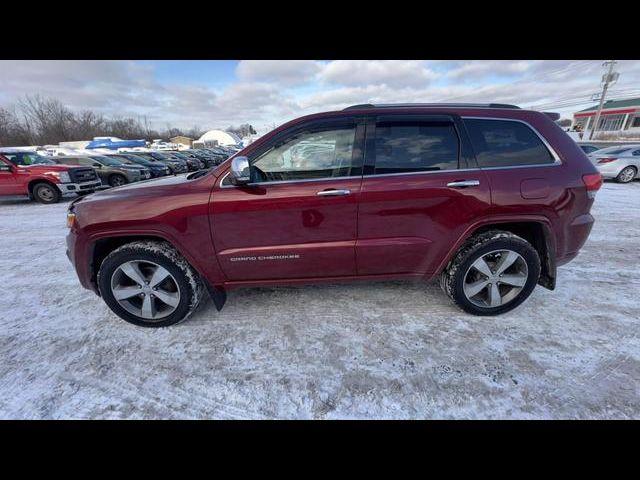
91;156;124;166
119;154;153;165
149;152;170;160
109;155;138;165
1;152;56;166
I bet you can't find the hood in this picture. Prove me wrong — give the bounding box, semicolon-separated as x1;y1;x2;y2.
18;164;82;173
85;172;195;200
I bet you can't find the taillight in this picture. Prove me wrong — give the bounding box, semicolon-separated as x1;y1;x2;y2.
583;173;603;199
597;157;617;164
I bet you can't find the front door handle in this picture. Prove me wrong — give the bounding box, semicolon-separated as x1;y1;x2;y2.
317;189;351;197
447;180;480;188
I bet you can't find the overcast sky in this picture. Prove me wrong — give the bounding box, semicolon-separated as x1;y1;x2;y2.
2;60;639;135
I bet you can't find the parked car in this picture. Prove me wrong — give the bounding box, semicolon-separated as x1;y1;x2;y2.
189;149;227;166
160;151;203;171
53;155;151;187
66;103;602;327
579;144;601;155
168;151;211;169
587;145;640;183
107;153;171;178
133;152;189;174
0;149;101;203
183;149;222;168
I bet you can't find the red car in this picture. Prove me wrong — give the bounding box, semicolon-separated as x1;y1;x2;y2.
66;104;602;327
1;150;101;203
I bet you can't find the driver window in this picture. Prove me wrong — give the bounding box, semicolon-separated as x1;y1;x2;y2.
251;127;357;183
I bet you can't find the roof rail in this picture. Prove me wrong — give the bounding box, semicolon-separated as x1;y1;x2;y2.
343;103;521;111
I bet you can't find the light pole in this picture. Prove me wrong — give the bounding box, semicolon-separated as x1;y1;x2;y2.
589;60;619;140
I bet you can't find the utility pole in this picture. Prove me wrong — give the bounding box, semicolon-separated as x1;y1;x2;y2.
589;60;619;140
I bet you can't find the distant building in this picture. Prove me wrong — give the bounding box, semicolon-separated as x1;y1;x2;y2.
169;136;193;149
195;130;242;148
573;98;640;136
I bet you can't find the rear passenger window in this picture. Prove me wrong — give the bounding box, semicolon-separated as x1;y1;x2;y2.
374;122;459;174
464;119;555;168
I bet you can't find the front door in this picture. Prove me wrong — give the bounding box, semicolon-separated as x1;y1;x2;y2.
211;119;365;282
356;115;492;276
0;157;19;195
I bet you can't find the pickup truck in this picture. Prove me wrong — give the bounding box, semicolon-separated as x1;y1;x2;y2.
0;150;101;203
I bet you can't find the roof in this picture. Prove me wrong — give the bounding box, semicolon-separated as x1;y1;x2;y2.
578;97;640;113
344;103;521;111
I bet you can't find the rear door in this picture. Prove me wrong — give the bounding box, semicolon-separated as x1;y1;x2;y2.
211;117;366;282
356;114;492;276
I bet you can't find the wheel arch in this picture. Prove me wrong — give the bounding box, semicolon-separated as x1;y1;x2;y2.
439;219;557;290
28;178;58;196
90;234;208;294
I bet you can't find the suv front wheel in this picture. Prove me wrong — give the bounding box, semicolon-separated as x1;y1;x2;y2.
98;241;205;327
440;231;541;316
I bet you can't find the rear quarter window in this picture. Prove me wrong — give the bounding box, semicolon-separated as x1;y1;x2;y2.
464;118;556;168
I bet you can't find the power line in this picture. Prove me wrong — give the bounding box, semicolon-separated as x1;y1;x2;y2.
440;61;599;103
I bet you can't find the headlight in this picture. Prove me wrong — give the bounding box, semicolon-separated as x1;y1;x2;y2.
46;171;71;183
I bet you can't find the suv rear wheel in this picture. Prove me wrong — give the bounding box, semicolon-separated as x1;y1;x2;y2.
440;231;541;316
98;241;205;327
32;182;61;204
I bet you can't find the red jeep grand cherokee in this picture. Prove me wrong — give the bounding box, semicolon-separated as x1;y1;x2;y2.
66;104;602;327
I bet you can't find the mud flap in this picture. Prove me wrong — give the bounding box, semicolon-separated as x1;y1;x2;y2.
206;284;227;311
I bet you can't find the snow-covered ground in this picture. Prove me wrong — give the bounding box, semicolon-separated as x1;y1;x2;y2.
0;182;639;419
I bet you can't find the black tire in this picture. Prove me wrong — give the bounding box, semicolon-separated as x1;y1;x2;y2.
97;241;205;327
615;166;637;183
32;182;61;204
108;174;127;187
440;230;541;316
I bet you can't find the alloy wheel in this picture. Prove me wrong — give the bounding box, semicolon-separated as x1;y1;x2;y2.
619;167;636;183
110;260;181;320
463;249;529;308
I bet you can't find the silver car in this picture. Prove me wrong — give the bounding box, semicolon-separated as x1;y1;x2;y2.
588;145;640;183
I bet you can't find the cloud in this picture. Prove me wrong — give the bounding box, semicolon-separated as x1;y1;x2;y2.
318;60;440;88
236;60;321;86
1;60;640;135
447;60;533;80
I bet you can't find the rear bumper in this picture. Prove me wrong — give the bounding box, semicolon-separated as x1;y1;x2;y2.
596;162;625;178
56;180;102;194
557;213;595;265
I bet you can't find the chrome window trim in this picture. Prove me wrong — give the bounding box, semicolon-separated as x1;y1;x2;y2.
219;172;357;188
461;116;562;165
218;116;563;188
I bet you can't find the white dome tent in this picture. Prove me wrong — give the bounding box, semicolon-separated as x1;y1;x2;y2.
195;130;242;148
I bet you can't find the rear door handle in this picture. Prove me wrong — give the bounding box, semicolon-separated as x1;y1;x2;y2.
317;189;351;197
446;180;480;188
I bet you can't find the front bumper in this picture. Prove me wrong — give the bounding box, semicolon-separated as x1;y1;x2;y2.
56;180;102;194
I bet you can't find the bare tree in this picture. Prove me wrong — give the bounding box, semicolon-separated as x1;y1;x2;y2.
0;95;257;147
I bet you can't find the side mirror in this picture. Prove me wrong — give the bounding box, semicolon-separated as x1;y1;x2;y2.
93;163;102;168
229;156;251;185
